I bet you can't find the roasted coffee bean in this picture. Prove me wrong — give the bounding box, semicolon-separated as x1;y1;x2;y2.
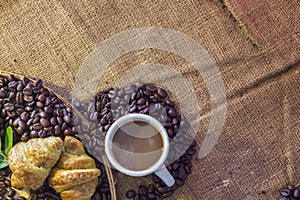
7;188;16;197
33;123;42;131
50;117;57;126
90;112;98;121
36;101;44;107
17;82;24;91
293;188;300;197
178;167;186;179
100;117;107;125
30;130;38;138
0;89;6;98
8;80;18;89
61;122;68;132
157;88;167;98
288;185;295;190
20;112;29;121
281;189;290;197
54;125;61;136
63;115;72;124
38;130;47;138
4;103;14;111
167;108;177;117
23;83;32;96
13;117;20;127
16;91;24;104
157;187;167;194
126;190;136;198
40;118;50;127
176;178;184;186
37;94;46;102
133;194;140;200
137;98;146;105
280;197;289;200
18;120;26;130
33;116;40;124
24;95;34;102
0;188;6;196
44;106;53;113
45;97;52;106
138;185;147;196
57;116;63;125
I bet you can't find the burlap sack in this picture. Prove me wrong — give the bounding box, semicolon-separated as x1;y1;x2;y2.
0;0;299;199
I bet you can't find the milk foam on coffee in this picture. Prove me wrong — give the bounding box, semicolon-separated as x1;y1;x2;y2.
112;120;163;171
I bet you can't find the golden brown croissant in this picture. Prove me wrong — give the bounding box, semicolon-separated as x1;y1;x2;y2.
8;136;63;190
49;136;101;200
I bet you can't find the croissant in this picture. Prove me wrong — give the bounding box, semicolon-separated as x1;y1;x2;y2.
49;136;101;200
8;136;63;190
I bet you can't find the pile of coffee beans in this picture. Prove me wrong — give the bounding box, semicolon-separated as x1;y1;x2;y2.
90;82;197;200
0;74;111;200
0;75;76;142
280;185;300;200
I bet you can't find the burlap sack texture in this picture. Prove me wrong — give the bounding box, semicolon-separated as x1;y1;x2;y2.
0;0;299;199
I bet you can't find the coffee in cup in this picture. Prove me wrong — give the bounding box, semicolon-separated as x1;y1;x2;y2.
105;114;175;186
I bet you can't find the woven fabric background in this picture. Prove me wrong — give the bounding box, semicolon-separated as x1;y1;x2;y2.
0;0;299;199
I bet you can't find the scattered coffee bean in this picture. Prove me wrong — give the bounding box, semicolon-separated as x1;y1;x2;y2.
126;190;136;198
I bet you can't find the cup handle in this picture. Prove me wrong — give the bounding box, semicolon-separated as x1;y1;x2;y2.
154;165;175;187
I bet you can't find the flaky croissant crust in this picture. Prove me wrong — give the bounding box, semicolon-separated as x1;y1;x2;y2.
8;136;63;190
49;136;101;200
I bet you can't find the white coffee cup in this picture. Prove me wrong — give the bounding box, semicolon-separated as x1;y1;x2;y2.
105;113;175;187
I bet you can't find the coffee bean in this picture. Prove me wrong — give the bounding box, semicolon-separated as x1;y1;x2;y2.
137;98;146;105
18;120;26;130
54;125;61;136
33;116;40;124
37;94;46;102
63;115;72;124
126;190;136;198
33;123;42;131
281;189;291;197
167;108;177;117
36;101;44;107
38;130;47;138
280;197;289;200
0;188;6;196
45;97;52;106
157;88;167;98
4;103;14;111
172;162;180;171
16;92;24;104
163;122;172;128
57;116;63;125
50;117;57;126
129;105;137;113
175;178;184;187
7;188;15;197
167;128;174;137
145;193;155;200
178;166;186;179
40;118;50;127
138;185;147;196
8;80;18;89
100;117;107;125
17;82;24;92
293;188;300;197
157;187;167;194
133;194;140;200
44;106;53;113
64;128;72;135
